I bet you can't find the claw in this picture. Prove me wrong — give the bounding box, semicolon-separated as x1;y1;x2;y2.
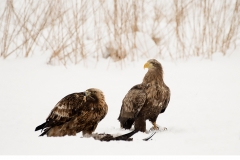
150;122;167;132
152;122;159;130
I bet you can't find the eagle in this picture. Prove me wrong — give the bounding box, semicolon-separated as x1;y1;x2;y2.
118;59;170;132
35;88;108;137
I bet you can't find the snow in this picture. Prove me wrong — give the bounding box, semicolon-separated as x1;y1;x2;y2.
1;0;240;156
0;51;240;155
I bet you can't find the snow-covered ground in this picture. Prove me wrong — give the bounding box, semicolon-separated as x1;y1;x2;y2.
0;51;240;155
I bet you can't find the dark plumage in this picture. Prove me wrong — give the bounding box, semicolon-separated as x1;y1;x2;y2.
118;59;171;132
35;88;108;137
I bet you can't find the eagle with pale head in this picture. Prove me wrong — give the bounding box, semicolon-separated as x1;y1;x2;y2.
118;59;171;132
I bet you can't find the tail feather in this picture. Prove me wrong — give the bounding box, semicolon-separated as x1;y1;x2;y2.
114;130;139;140
119;117;134;129
99;130;139;142
39;128;51;137
122;119;134;129
35;122;46;131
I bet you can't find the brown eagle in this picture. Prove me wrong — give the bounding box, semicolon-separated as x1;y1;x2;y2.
35;88;108;137
118;59;170;132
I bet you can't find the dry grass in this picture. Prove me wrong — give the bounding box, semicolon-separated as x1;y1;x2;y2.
0;0;239;65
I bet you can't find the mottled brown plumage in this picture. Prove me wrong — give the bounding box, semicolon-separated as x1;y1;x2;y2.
118;59;170;132
35;88;108;137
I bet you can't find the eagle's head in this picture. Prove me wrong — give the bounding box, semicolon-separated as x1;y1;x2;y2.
84;88;105;101
144;59;162;70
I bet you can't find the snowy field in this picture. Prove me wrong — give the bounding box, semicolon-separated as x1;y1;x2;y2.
0;50;240;156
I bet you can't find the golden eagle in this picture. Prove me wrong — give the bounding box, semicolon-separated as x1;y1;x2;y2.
35;88;108;137
118;59;171;132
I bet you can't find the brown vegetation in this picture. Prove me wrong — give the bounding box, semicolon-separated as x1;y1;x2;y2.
0;0;239;65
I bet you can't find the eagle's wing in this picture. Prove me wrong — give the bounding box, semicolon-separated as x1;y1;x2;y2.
160;86;171;113
44;92;86;129
118;84;147;128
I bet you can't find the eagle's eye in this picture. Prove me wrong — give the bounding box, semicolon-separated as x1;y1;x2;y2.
152;61;157;65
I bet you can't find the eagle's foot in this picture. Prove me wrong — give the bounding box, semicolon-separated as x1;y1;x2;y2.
149;126;167;132
149;122;167;132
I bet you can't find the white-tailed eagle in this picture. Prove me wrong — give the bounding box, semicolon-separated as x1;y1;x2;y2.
118;59;171;132
35;88;108;137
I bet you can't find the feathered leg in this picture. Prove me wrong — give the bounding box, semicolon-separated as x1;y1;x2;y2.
134;117;146;132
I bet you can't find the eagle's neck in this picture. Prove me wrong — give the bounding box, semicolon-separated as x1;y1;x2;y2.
143;68;164;85
97;94;108;113
96;94;106;107
143;68;168;101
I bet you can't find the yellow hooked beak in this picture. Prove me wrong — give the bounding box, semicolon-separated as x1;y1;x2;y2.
144;62;152;69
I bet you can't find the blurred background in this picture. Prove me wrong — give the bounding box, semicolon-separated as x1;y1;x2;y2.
0;0;239;66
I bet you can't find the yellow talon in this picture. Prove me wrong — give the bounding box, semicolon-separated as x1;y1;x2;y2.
152;122;159;130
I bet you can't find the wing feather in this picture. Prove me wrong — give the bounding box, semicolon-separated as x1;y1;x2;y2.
45;92;86;127
118;84;147;122
160;86;171;113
